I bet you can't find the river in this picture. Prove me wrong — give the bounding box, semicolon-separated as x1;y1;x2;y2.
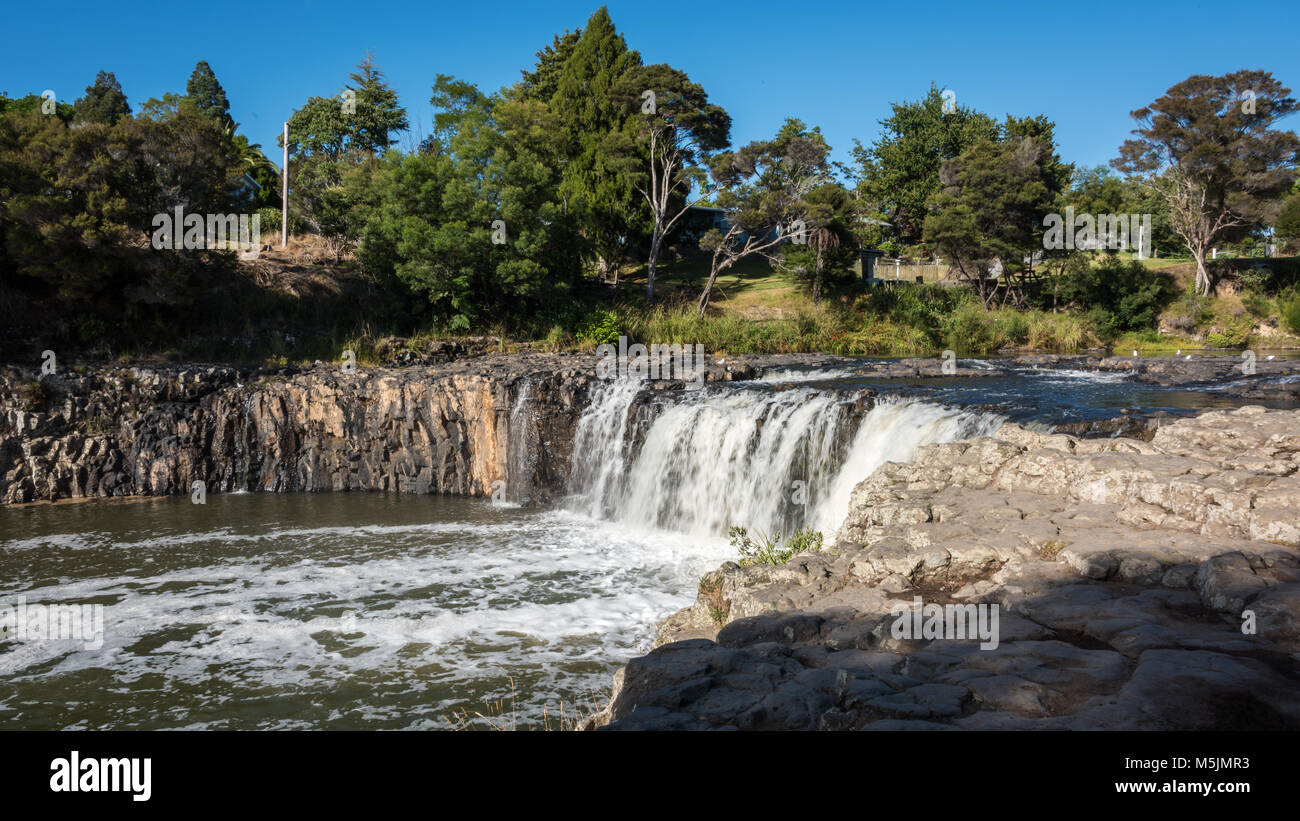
2;358;1297;728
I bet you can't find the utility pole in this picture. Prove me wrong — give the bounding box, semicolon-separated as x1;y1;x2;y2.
281;122;288;249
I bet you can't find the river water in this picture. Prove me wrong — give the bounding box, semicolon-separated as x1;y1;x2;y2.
2;358;1297;729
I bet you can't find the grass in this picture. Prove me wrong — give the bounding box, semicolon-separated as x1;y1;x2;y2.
698;574;730;627
729;525;824;568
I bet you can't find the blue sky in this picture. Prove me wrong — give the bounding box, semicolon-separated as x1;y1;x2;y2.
4;0;1297;175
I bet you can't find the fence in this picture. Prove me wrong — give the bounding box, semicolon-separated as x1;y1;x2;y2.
860;256;953;284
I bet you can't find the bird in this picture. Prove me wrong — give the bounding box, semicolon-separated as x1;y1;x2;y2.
1176;349;1182;356
1185;354;1193;360
1132;349;1138;357
1266;355;1276;361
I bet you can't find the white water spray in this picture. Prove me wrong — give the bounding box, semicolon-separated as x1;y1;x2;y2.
567;381;1003;538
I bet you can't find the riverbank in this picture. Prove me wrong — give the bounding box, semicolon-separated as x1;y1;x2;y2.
586;405;1300;730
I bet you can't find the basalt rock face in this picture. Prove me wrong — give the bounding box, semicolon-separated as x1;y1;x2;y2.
0;351;843;506
0;357;604;505
590;406;1300;731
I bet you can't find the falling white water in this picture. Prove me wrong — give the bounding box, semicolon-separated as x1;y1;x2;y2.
506;380;536;504
807;400;1004;534
567;380;1004;538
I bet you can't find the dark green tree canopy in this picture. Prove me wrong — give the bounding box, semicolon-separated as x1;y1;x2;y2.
923;128;1061;306
853;85;998;247
185;60;232;127
516;29;581;103
73;70;131;125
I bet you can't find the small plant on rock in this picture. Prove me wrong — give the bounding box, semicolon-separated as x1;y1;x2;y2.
729;525;824;567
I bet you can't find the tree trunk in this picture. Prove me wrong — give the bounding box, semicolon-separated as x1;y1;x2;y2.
697;252;728;316
646;228;663;302
1193;249;1213;296
813;251;824;305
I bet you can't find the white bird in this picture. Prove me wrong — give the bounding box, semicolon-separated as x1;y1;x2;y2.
1133;349;1138;357
1185;355;1193;360
1266;355;1276;361
1176;349;1181;356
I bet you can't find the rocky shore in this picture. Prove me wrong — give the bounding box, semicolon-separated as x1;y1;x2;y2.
587;406;1300;730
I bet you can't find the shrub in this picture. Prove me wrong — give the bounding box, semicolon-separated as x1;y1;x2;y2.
1206;316;1253;348
943;302;1001;354
576;308;621;346
1235;266;1273;292
1164;288;1215;334
1054;255;1176;334
1281;290;1300;335
729;526;824;568
1241;291;1272;318
255;207;307;237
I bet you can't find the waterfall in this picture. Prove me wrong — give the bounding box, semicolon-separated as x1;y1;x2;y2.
567;380;1003;538
506;381;536;504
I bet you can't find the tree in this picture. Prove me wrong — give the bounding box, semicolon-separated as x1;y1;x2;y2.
283;55;409;245
611;63;730;299
360;80;580;329
516;30;581;103
129;99;243;218
73;70;131;125
1113;70;1300;295
347;53;409;156
185;61;232;128
696;119;833;315
1276;190;1300;249
548;7;644;276
0;92;74;121
777;182;857;304
852;85;997;248
923;129;1061;308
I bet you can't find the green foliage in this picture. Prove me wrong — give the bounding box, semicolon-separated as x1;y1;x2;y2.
729;526;824;568
1235;266;1273;292
923;122;1069;305
284;55;409;253
73;70;131;125
0;92;74;121
857;281;968;345
852;85;999;247
942;301;1003;354
1164;288;1216;334
1279;290;1300;334
1052;255;1176;337
1277;193;1300;241
1241;290;1272;318
255;207;305;236
548;7;646;269
0;76;247;345
576;308;621;345
1113;70;1300;295
776;183;858;303
185;60;232;128
358;86;581;326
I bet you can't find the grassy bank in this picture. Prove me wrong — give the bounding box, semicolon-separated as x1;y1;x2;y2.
20;247;1300;368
